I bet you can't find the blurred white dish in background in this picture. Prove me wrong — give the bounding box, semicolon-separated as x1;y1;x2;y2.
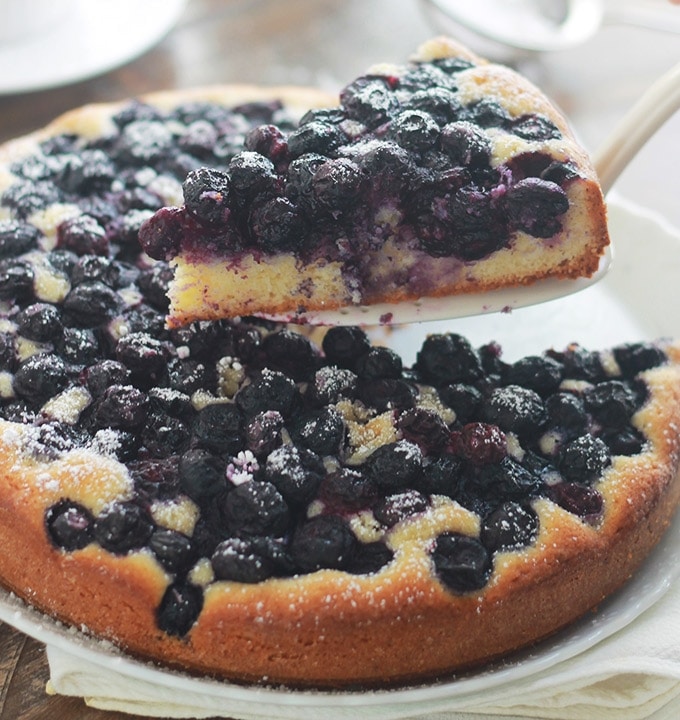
0;0;187;95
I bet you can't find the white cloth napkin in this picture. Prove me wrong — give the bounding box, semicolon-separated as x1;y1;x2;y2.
45;574;680;720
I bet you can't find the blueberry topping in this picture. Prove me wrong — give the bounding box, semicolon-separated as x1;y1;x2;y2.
149;528;195;574
559;435;611;483
264;444;325;506
432;533;493;593
290;515;357;573
220;480;291;537
45;500;94;551
14;355;69;403
93;501;154;554
156;581;203;637
365;440;423;491
182;167;232;225
480;501;539;553
373;489;428;527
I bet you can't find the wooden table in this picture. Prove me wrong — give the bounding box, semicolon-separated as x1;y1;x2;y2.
0;1;678;718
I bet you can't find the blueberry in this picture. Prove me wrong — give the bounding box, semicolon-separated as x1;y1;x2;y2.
149;528;195;574
290;514;357;573
45;500;94;551
244;124;289;163
92;384;148;429
138;206;187;261
405;88;463;125
182;167;232;226
373;489;428;527
211;537;275;583
141;412;191;457
58;149;116;194
559;435;610;483
115;120;173;165
112;101;164;128
136;264;174;311
287;121;344;157
115;332;168;388
438;383;482;424
305;366;357;407
285;153;327;206
483;385;547;436
397;407;450;453
365;440;423;492
506;355;563;395
480;501;539;553
545;392;588;438
156;581;203;637
355;347;402;381
63;281;121;327
228;151;277;197
178;120;219;158
584;380;638;428
432;57;475;74
552;344;606;382
1;179;60;218
147;387;193;420
601;426;646;456
613;342;667;376
322;326;371;369
16;303;62;342
345;541;394;575
178;448;227;502
477;457;543;501
264;444;325;506
0;332;17;370
465;99;511;129
391;110;440;152
56;215;108;256
505;178;569;237
357;378;417;412
417;454;464;497
93;501;154;554
341;77;399;127
317;467;379;513
245;410;284;456
0;220;41;259
235;370;300;419
311;158;365;213
248;196;303;252
0;259;34;301
13;354;69;403
220;480;291;537
192;402;244;454
440;121;491;168
548;482;603;520
450;422;507;465
57;327;101;366
289;407;346;457
416;333;484;385
357;141;415;194
511;114;562;141
71;256;122;288
432;533;492;593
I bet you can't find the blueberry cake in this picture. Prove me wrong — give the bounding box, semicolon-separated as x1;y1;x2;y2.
138;37;609;326
1;53;680;692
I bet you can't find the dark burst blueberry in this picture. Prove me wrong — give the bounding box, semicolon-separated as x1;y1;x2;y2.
58;149;116;194
138;206;190;261
345;541;394;575
115;120;173;164
373;489;428;527
45;500;94;551
357;377;417;412
511;113;562;141
552;344;606;382
405;87;463;125
290;514;357;573
465;98;511;129
13;354;69;403
264;444;326;506
0;332;16;370
507;355;563;395
141;412;191;457
548;482;604;520
178;119;219;158
289;407;345;457
149;528;195;574
245;410;284;457
70;255;122;288
147;387;193;421
341;77;399;127
478;457;543;501
505;178;569;238
235;370;300;419
398;63;456;92
433;56;476;74
391;110;439;152
57;327;100;366
112;101;163;128
287;121;344;158
211;537;276;583
156;581;203;637
355;346;402;380
483;385;547;436
1;179;60;218
0;220;41;259
541;160;580;184
322;326;371;369
182;167;231;226
584;380;638;428
92;384;148;429
166;357;214;395
0;259;34;301
397;407;450;453
559;435;610;483
417;454;464;497
480;502;539;553
450;422;507;465
545;392;588;438
93;501;154;554
179;448;227;502
136;264;174;311
601;426;646;456
416;333;484;385
432;533;492;593
440;121;491;168
56;215;108;256
613;342;667;375
317;467;379;513
311;158;365;213
305;366;358;407
438;383;482;424
285;153;327;206
15;303;63;342
356;141;415;194
244;124;289;163
115;332;168;388
221;480;291;537
62;281;121;327
249;196;303;252
228;151;277;197
365;440;423;492
191;402;244;455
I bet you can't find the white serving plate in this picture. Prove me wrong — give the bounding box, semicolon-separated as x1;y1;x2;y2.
1;196;679;718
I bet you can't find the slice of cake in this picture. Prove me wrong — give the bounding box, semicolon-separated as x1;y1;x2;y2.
139;37;610;327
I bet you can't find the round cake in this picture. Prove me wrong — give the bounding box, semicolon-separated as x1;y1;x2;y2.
0;40;679;690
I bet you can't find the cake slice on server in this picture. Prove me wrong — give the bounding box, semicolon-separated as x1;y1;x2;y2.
139;37;610;328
